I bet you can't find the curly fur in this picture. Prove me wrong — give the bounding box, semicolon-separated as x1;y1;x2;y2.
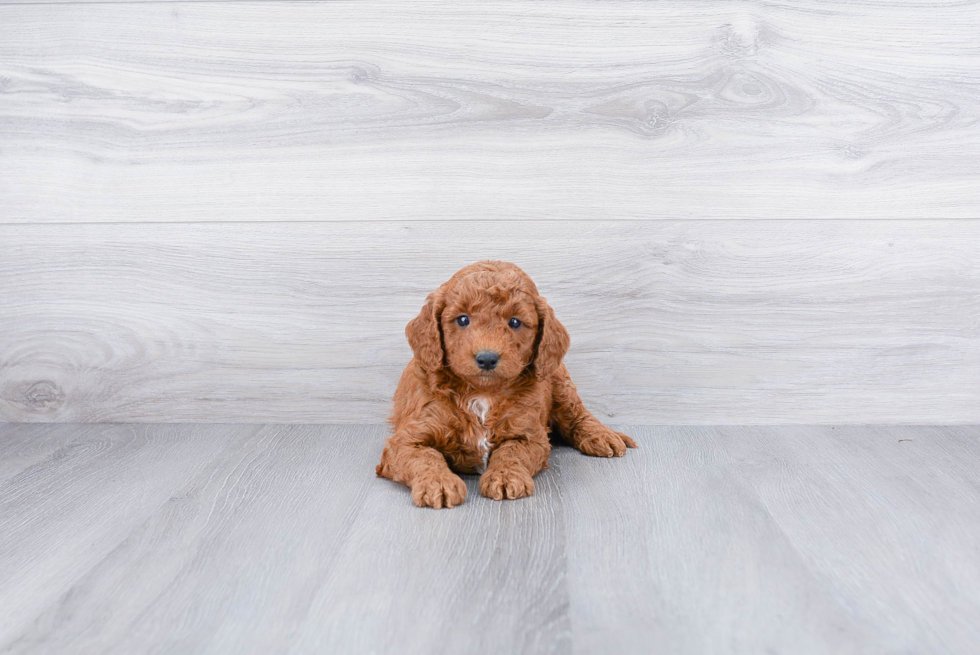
376;261;637;508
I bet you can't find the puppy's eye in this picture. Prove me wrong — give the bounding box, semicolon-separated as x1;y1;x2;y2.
455;315;470;328
508;317;522;329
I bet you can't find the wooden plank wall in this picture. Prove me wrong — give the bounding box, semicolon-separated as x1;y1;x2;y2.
1;1;978;423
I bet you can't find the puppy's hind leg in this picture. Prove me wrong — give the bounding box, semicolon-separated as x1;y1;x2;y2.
549;365;638;458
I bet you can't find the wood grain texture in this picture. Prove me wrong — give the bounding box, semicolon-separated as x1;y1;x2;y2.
0;423;90;485
0;424;378;655
0;424;260;644
1;1;979;222
2;220;978;424
291;446;569;655
2;424;979;654
559;425;980;654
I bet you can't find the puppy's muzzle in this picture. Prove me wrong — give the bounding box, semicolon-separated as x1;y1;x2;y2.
475;350;500;371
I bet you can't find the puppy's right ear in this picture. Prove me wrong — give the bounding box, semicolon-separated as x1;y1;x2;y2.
406;291;445;373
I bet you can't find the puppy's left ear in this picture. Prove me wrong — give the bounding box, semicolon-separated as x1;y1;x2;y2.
532;295;570;378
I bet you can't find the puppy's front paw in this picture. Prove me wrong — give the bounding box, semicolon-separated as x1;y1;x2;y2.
577;426;638;458
480;467;535;501
411;472;467;509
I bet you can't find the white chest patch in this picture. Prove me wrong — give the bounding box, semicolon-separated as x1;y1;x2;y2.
468;396;490;425
467;396;492;471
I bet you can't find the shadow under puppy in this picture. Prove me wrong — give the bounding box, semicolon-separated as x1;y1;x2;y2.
377;261;637;508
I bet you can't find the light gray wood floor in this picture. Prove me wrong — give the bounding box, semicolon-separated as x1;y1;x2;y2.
1;424;978;654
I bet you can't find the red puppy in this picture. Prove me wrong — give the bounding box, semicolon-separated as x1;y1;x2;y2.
377;261;637;508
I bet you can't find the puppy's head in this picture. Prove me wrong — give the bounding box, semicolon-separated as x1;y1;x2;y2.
406;261;570;389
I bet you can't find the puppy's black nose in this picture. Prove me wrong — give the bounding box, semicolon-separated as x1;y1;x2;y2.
475;350;499;371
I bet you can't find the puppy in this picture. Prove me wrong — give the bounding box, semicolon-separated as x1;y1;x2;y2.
376;261;637;508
